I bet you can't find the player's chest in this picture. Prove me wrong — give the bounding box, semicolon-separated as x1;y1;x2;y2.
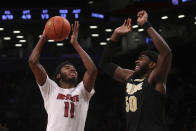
126;79;144;95
48;90;82;108
47;90;82;118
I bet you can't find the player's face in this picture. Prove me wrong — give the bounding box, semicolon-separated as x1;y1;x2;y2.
134;55;150;73
60;64;78;83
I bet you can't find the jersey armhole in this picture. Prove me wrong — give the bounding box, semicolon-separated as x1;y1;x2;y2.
78;81;95;100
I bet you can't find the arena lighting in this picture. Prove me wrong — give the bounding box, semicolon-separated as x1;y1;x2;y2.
105;29;113;32
138;28;144;32
91;34;99;37
182;0;190;2
88;1;94;4
3;37;11;40
161;16;168;20
132;25;139;29
0;28;4;31
195;22;196;25
106;38;110;41
195;17;196;20
13;30;21;34
19;40;26;43
15;43;22;47
48;40;54;42
89;26;98;29
16;35;24;38
99;42;107;45
171;0;179;5
56;43;64;46
39;35;42;38
178;15;185;18
91;12;104;19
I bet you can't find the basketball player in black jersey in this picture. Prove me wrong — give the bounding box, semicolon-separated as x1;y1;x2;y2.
100;10;172;131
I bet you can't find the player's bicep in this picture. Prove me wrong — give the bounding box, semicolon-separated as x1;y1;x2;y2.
83;70;97;93
149;53;172;84
29;62;47;86
113;67;133;84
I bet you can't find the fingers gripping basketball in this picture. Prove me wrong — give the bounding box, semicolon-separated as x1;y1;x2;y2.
45;16;71;41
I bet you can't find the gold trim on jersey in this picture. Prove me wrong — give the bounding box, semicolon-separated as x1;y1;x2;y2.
134;79;144;82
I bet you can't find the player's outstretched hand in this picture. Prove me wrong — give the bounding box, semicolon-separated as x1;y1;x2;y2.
137;10;148;26
114;18;132;35
41;29;49;40
70;21;80;45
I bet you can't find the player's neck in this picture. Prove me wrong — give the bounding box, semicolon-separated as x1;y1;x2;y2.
60;82;75;89
132;70;151;79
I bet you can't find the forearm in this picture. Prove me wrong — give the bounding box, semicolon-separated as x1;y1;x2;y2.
99;40;120;78
100;40;120;65
29;36;47;64
72;41;97;73
100;18;132;78
147;27;171;55
110;30;121;42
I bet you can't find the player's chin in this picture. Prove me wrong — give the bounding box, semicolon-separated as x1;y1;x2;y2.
69;75;77;80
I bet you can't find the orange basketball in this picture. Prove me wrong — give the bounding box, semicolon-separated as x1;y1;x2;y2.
44;16;71;41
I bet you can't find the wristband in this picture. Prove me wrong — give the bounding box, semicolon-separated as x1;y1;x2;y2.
141;21;152;30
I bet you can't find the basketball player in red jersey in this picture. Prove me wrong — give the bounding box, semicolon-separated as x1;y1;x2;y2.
29;21;97;131
100;10;172;131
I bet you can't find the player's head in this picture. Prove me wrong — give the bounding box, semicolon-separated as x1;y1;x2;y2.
133;50;158;78
54;61;78;87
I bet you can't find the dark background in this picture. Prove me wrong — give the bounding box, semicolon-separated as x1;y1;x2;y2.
0;0;195;131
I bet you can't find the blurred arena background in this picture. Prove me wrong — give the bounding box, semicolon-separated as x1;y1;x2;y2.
0;0;196;131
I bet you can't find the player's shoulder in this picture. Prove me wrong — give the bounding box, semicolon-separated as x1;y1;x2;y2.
75;81;84;88
124;69;134;80
46;75;60;88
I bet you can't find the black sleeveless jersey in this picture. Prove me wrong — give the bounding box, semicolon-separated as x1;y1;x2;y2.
125;76;168;131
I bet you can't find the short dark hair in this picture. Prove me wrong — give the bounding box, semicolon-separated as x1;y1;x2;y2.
53;61;75;86
140;50;159;62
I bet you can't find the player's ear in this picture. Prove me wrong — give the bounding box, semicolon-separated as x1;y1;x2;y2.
149;61;156;69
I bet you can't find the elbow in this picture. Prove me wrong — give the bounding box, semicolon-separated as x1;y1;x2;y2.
28;56;34;65
163;49;172;60
167;48;172;58
90;66;98;76
28;55;38;66
163;47;172;58
92;66;98;74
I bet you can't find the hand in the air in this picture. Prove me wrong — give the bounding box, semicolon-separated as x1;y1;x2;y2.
114;18;132;35
41;29;49;40
137;10;148;26
70;21;79;45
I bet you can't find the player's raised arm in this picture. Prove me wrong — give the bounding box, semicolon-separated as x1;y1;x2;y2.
137;10;172;91
28;30;48;86
100;18;133;84
70;21;97;93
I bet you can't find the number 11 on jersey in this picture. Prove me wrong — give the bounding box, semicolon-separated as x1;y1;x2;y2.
64;102;75;118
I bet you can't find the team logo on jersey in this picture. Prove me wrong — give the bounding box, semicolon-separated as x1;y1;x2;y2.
57;93;79;102
126;80;143;95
